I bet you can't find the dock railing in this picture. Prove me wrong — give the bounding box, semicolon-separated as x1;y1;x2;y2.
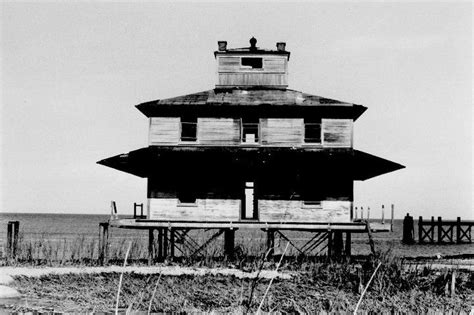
418;216;473;244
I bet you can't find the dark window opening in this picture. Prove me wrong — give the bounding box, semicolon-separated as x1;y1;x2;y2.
177;190;197;204
303;200;322;207
241;57;263;69
304;118;321;143
241;118;259;143
181;117;197;142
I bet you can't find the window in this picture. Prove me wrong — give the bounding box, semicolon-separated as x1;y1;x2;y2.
181;117;197;142
303;200;322;209
241;57;263;69
177;190;197;206
241;118;259;143
304;118;321;143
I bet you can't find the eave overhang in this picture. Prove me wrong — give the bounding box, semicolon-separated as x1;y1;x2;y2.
136;89;367;121
97;146;404;180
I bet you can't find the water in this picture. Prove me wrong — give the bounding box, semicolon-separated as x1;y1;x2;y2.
0;213;472;258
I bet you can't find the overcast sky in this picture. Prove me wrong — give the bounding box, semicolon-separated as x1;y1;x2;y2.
1;2;472;219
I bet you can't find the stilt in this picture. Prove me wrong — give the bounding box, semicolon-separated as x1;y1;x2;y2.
390;204;394;232
327;231;333;259
224;229;235;257
169;228;175;259
381;205;385;224
266;229;275;256
345;232;352;258
333;231;343;258
163;228;168;259
157;228;164;261
365;221;376;255
148;229;155;265
99;222;109;265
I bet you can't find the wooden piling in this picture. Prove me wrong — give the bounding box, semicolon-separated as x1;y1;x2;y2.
6;221;19;259
224;229;235;257
437;217;442;244
456;217;461;244
333;231;343;258
360;207;364;220
354;207;358;220
99;222;109;265
345;232;351;258
169;228;175;259
390;204;394;232
381;205;385;224
367;207;370;220
157;228;164;261
418;216;423;243
148;229;155;265
266;229;275;256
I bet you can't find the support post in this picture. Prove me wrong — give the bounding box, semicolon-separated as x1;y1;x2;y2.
157;228;164;262
345;232;351;258
133;203;137;218
169;228;175;259
333;231;343;258
430;216;435;243
381;205;385;224
367;207;370;220
327;231;333;259
456;217;461;244
99;222;109;265
360;207;364;220
418;216;423;243
12;221;19;259
438;216;442;243
148;229;155;265
224;229;235;257
163;228;168;259
354;207;358;220
266;229;275;256
6;222;12;259
390;204;394;232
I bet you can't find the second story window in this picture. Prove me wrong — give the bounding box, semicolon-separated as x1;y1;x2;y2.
241;118;259;144
304;118;321;144
180;117;197;142
241;57;263;69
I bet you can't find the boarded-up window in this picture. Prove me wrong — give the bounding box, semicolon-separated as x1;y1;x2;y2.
260;118;303;145
149;117;180;144
304;118;321;143
322;119;352;148
181;117;197;142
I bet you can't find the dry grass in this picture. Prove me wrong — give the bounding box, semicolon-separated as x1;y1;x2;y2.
8;256;474;313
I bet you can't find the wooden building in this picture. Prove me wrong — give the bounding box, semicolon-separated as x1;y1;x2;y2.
98;38;404;259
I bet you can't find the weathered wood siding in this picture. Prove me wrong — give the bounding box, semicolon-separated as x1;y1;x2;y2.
261;118;304;146
149;117;180;145
217;55;288;87
197;118;241;145
148;198;241;221
258;200;351;222
322;119;352;148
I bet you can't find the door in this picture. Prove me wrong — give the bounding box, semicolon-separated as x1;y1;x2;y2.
242;182;257;219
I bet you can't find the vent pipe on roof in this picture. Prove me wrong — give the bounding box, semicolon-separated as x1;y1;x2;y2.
276;42;286;51
218;41;227;51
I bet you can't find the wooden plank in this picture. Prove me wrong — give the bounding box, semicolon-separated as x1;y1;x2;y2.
217;73;287;87
217;55;287;74
148;198;240;221
258;200;351;222
322;119;352;148
197;118;240;144
260;118;304;146
149;117;180;144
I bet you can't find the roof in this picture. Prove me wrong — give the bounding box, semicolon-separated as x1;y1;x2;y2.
214;46;291;59
136;88;367;120
97;146;405;180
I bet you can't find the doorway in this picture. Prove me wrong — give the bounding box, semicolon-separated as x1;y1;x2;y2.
242;181;257;220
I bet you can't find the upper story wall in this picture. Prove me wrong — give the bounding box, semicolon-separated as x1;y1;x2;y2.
149;117;353;148
216;55;288;88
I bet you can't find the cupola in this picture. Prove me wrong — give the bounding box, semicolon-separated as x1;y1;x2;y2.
214;37;290;88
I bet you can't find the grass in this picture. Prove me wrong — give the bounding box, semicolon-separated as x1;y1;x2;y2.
7;255;474;313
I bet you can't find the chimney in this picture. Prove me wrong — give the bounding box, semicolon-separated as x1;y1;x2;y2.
249;37;257;51
218;41;227;51
276;42;286;51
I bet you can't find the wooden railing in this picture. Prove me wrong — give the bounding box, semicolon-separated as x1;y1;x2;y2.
418;216;473;244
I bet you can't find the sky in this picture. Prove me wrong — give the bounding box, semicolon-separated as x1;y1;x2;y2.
1;2;472;219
